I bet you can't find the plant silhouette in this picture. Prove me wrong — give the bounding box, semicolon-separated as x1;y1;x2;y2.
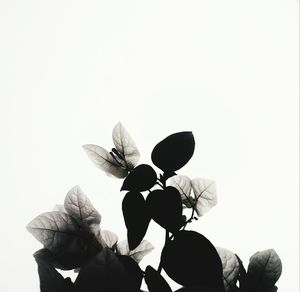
27;122;282;292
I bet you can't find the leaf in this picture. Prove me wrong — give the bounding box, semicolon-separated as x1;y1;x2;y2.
161;230;224;290
116;240;154;263
151;131;195;172
168;175;193;207
34;253;75;292
98;230;119;248
121;164;157;192
216;247;240;291
82;144;128;178
64;185;101;229
117;255;144;290
146;187;183;232
192;178;217;216
145;265;173;292
175;287;223;292
27;211;84;253
53;204;66;213
246;249;282;290
112;122;140;169
74;248;137;292
122;191;151;250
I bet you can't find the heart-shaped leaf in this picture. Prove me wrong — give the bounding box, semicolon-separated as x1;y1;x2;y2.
122;191;151;250
34;252;75;292
192;178;217;216
82;144;128;178
116;239;154;263
64;185;101;229
27;211;85;253
74;248;137;292
112;122;140;169
145;265;173;292
216;247;240;291
117;255;144;290
121;164;157;192
246;249;282;290
168;175;193;207
151;132;195;172
146;187;182;232
161;230;224;290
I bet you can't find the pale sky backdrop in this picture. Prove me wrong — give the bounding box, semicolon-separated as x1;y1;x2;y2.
0;1;299;291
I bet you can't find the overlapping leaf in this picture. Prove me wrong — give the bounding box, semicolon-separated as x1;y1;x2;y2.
82;144;128;178
168;175;193;207
216;247;240;291
112;122;140;169
192;178;217;216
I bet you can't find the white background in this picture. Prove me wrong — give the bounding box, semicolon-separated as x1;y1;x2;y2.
0;1;298;291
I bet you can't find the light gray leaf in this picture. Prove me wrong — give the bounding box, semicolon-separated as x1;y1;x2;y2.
216;247;240;291
192;178;217;216
99;230;119;248
64;185;101;229
168;175;193;208
116;239;154;263
26;211;82;253
52;204;66;213
83;144;128;178
247;249;282;289
112;122;140;169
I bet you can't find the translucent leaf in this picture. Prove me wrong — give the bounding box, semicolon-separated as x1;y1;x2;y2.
98;230;118;248
247;249;282;289
26;211;83;253
112;122;140;169
161;230;224;290
145;265;172;292
82;144;128;178
192;178;217;216
64;185;101;228
53;204;66;213
116;240;154;263
168;175;193;207
151;131;195;172
121;164;157;192
216;247;240;291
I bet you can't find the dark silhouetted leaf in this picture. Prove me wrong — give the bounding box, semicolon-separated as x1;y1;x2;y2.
192;178;217;216
112;122;140;169
161;230;224;290
216;247;240;291
75;248;137;292
246;249;282;291
151;132;195;172
146;187;182;232
121;164;157;192
34;253;76;292
82;144;128;178
64;185;101;229
175;286;223;292
116;239;154;263
122;191;151;250
117;255;144;290
145;265;173;292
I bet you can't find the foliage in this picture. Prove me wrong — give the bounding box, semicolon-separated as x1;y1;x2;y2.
27;122;282;292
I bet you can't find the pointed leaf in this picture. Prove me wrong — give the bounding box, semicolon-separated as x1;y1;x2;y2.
64;185;101;229
27;211;83;253
192;178;217;216
121;164;157;192
82;144;128;178
216;247;240;291
75;248;136;292
168;175;193;207
161;230;224;290
151;131;195;171
112;122;140;169
145;265;173;292
146;187;182;232
247;249;282;290
122;191;150;249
